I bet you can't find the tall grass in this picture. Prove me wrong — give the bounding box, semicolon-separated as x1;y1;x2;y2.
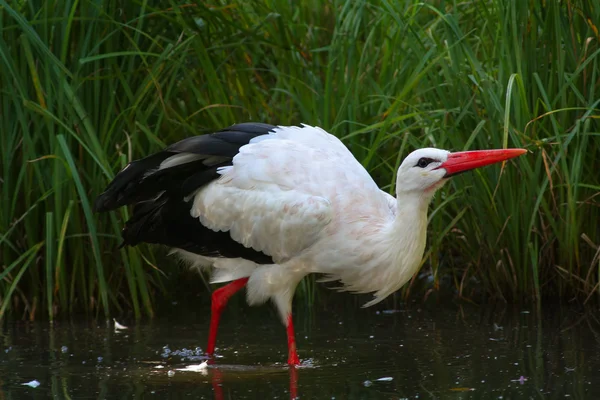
0;0;598;319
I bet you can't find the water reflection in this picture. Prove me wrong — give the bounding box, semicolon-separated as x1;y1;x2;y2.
1;302;599;399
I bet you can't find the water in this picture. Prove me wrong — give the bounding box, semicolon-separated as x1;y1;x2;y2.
1;301;599;399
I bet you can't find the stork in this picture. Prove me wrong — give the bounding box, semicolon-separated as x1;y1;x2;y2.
95;123;526;366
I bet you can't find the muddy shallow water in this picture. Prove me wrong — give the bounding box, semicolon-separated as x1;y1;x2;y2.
2;300;599;399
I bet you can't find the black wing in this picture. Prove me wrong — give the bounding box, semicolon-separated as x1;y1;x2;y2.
94;123;277;264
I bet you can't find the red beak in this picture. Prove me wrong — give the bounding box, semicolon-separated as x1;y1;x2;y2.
439;149;527;177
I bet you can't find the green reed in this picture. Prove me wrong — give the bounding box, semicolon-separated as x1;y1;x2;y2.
0;0;598;318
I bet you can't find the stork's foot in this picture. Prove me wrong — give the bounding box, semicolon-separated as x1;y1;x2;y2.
287;347;300;366
288;351;300;366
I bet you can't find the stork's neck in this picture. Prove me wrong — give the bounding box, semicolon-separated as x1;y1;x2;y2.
389;192;431;265
392;191;432;231
387;191;431;252
354;191;432;307
322;190;434;308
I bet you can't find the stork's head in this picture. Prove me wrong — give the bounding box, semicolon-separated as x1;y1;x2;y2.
396;147;527;197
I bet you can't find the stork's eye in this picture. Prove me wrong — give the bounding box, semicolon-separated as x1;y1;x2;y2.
416;157;434;168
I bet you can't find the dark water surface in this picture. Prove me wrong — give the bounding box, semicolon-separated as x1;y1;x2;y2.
2;301;600;399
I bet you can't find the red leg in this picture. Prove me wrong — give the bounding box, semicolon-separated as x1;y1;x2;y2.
286;314;300;366
206;278;249;357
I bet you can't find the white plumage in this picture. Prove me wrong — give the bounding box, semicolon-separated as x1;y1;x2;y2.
172;125;441;320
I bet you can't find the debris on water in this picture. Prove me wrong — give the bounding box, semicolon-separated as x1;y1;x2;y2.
382;309;401;314
22;380;40;388
298;358;316;368
154;365;165;369
520;311;530;314
61;346;68;353
365;376;393;386
160;346;206;361
113;319;128;331
167;370;175;377
176;361;209;375
493;323;503;331
510;376;527;384
449;387;474;392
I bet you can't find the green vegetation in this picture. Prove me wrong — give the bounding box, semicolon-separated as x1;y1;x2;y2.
1;0;598;319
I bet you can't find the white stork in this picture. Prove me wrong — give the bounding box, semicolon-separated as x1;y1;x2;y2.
95;123;526;366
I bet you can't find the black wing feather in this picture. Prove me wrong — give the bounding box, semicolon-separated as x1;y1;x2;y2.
95;123;277;264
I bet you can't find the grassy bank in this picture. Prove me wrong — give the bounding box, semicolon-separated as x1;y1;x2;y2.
1;0;598;319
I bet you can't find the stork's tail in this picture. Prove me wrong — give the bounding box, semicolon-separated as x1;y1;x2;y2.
94;152;172;213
